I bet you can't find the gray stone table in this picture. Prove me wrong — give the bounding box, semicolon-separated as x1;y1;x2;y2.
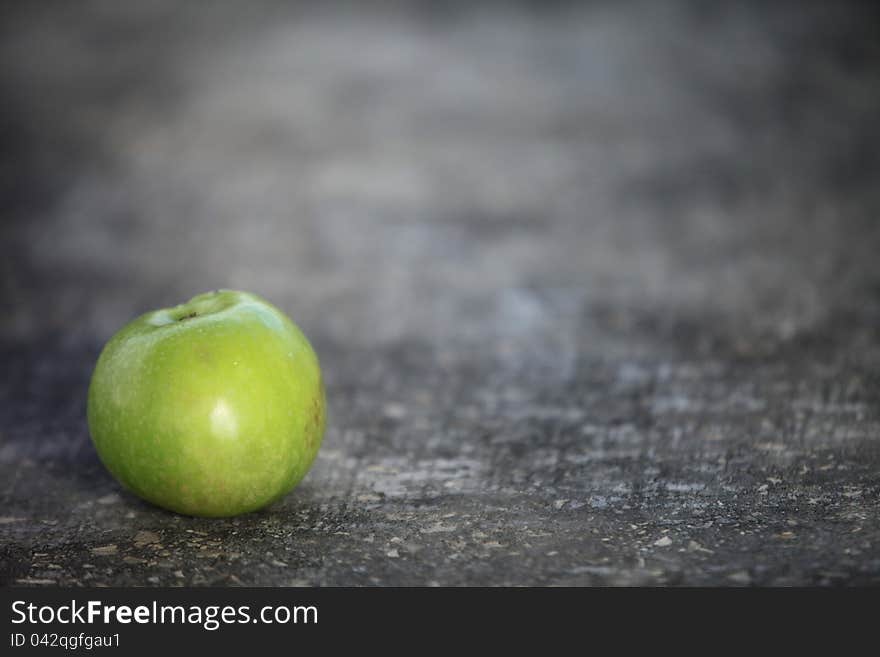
1;1;879;586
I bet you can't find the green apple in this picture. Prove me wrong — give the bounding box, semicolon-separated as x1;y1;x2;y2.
87;290;326;517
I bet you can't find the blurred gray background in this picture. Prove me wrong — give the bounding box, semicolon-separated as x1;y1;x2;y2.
1;0;879;585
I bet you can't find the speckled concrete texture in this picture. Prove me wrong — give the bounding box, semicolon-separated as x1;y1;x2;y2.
1;0;879;585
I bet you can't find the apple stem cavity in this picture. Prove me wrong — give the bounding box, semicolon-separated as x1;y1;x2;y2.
147;291;239;327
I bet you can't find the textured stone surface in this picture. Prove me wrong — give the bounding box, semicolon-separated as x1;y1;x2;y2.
1;1;879;586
